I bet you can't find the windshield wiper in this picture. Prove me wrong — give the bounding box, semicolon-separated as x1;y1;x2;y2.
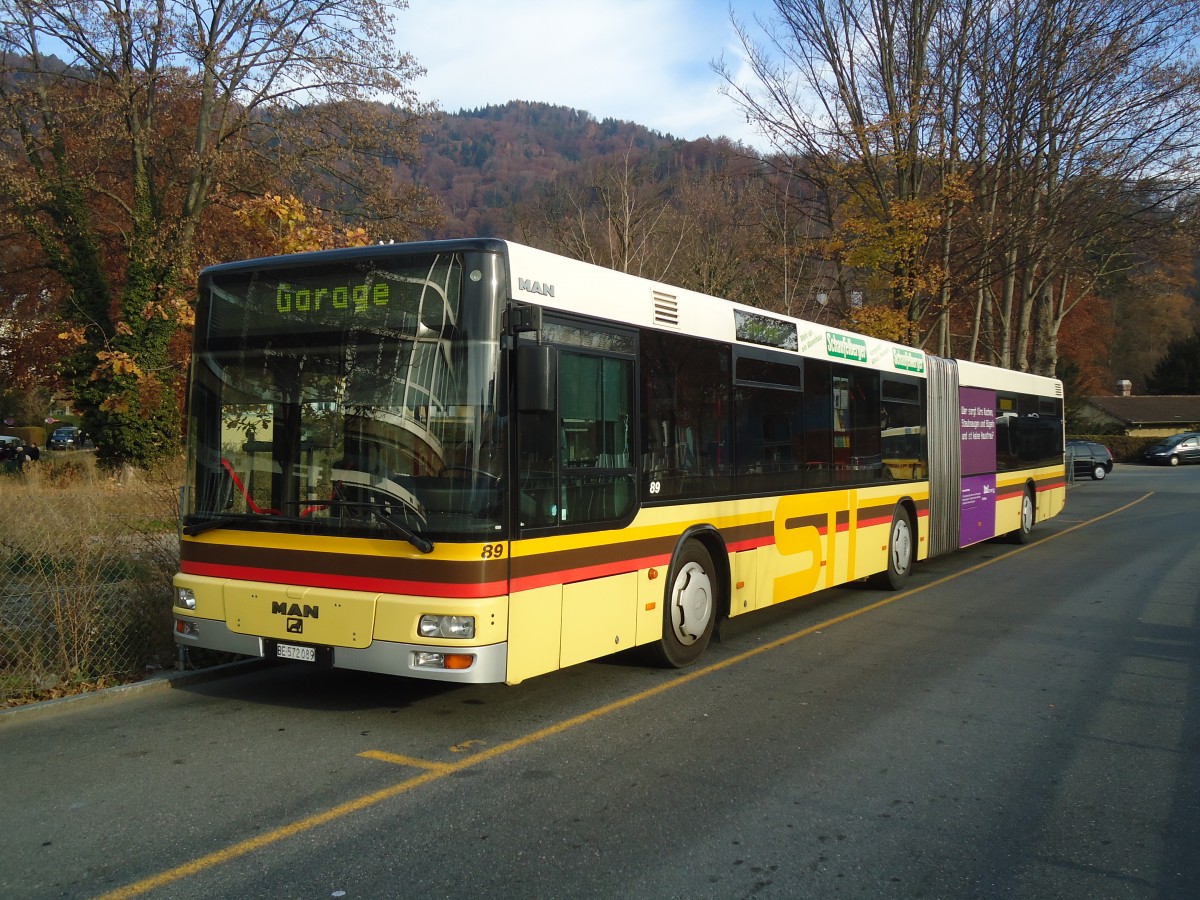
368;506;435;554
314;499;434;553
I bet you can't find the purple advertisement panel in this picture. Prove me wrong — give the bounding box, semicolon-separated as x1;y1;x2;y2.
960;474;997;546
960;387;997;476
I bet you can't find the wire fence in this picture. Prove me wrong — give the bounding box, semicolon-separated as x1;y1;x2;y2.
0;456;182;707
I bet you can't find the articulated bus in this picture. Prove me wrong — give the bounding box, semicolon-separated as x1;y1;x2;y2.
173;238;1066;683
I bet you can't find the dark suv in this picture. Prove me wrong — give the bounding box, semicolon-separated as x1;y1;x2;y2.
1066;440;1114;480
48;425;80;450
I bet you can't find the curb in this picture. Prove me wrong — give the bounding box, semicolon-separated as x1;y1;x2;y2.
0;658;271;725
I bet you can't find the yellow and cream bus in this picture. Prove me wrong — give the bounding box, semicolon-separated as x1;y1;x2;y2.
173;239;1066;683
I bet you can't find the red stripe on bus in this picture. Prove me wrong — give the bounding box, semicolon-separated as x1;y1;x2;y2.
856;514;892;529
510;552;672;592
512;532;779;593
179;560;505;599
727;534;774;553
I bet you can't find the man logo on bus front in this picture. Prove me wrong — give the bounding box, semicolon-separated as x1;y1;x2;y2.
287;619;303;634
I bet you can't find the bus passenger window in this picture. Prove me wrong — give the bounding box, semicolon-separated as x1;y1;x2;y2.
846;369;882;484
733;352;804;494
995;392;1063;471
802;359;833;485
641;331;734;500
881;375;926;481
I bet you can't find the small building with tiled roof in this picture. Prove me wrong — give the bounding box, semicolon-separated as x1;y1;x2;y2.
1079;387;1200;437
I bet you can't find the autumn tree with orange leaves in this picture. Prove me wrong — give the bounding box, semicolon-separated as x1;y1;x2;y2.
0;0;440;465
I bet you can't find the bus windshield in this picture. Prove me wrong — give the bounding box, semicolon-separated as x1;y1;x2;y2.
184;251;506;540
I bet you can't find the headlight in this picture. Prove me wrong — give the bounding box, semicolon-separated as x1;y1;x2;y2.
176;587;196;610
418;614;475;639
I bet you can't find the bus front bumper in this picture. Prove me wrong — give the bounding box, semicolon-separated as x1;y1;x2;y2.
173;615;509;683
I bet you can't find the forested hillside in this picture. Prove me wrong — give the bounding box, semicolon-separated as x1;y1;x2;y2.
408;100;745;242
415;101;678;237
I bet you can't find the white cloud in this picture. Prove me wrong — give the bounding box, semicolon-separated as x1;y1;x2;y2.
399;0;772;147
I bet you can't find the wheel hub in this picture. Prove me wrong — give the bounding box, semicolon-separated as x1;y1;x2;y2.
670;562;712;645
891;519;912;574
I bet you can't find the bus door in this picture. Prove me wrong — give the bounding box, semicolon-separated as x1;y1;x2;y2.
514;318;638;531
511;317;639;673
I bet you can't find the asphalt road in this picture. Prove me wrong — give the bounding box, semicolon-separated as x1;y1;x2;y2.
2;464;1198;899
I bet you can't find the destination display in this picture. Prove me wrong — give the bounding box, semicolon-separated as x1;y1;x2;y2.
205;257;462;338
273;277;393;316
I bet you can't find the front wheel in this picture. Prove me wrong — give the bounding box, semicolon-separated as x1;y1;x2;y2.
651;540;718;668
1169;455;1180;467
870;507;914;590
1091;464;1107;480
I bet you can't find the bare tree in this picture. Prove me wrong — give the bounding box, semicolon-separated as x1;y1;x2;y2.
518;145;686;280
666;161;815;310
719;0;951;332
723;0;1200;374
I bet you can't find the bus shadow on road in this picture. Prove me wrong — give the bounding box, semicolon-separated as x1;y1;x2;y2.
179;660;462;712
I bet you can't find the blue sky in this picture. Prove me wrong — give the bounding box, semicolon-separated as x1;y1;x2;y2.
401;0;779;147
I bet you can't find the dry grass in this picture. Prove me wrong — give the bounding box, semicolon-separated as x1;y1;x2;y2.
0;454;181;706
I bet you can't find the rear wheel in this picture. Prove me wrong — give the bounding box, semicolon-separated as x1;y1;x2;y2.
1008;488;1035;544
870;507;914;590
1091;464;1107;480
652;540;718;668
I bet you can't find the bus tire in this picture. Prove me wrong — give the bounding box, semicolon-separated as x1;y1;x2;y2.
1008;488;1035;544
652;540;717;668
870;506;914;591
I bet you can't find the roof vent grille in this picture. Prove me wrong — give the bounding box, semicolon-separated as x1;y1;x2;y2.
653;291;679;327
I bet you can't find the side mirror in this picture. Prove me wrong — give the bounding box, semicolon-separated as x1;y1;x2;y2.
517;344;557;413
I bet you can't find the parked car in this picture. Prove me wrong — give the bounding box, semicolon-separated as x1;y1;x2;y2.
1142;431;1200;466
0;434;19;450
1067;440;1114;480
48;425;81;450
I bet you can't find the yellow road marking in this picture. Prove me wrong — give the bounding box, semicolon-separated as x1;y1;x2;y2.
356;750;453;771
100;492;1152;899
